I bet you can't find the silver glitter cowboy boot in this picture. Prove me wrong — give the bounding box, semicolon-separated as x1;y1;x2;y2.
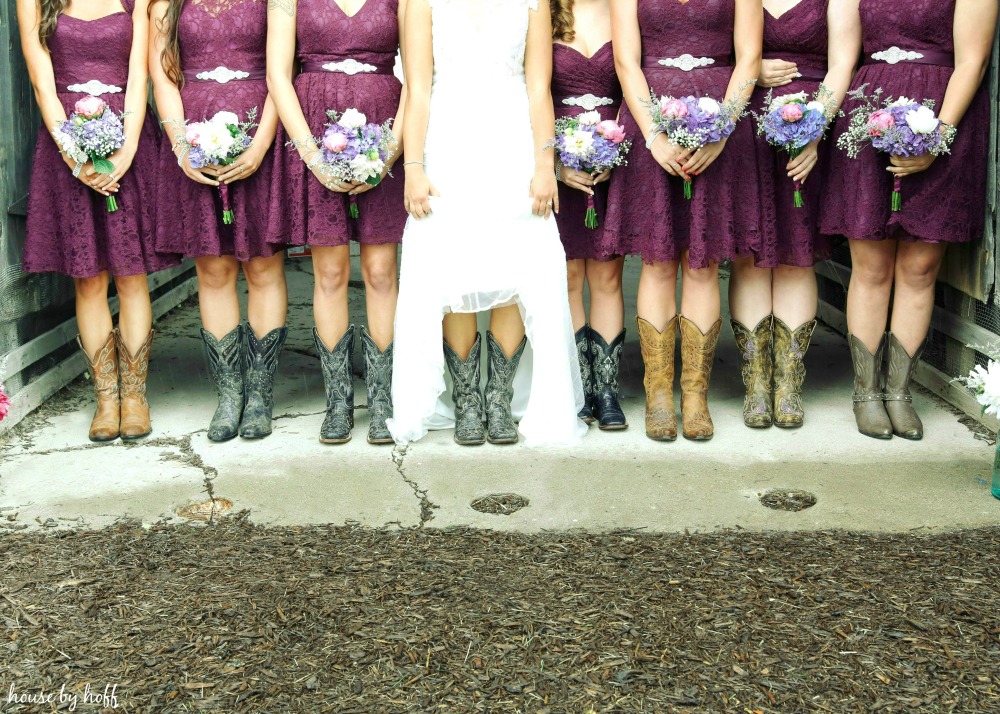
201;324;245;442
240;325;287;439
315;326;355;444
444;334;486;446
361;327;394;445
484;331;526;445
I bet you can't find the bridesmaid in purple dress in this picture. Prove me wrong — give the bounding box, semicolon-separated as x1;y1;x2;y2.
821;0;996;441
267;0;408;446
551;0;628;432
18;0;176;443
150;0;289;442
727;0;857;430
608;0;762;442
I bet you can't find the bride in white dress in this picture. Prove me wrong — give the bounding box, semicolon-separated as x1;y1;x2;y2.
387;0;587;447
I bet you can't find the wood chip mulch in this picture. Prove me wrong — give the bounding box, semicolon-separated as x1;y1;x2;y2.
1;519;998;713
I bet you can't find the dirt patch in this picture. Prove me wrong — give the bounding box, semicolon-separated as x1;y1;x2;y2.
470;493;530;516
759;489;818;512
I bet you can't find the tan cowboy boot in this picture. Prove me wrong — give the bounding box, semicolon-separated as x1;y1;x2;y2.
77;331;120;442
679;316;722;441
636;316;677;441
884;332;925;440
772;317;817;428
116;329;154;441
731;315;774;428
848;333;892;440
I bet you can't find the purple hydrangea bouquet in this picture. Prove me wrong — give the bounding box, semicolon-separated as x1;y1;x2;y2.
314;108;394;219
837;85;956;212
645;92;738;199
551;111;631;228
183;109;257;225
755;91;830;207
53;96;127;212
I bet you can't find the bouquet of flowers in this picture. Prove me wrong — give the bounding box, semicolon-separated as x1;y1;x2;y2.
0;383;10;423
755;90;830;207
960;360;1000;418
54;96;127;212
183;109;258;225
836;85;956;212
312;108;394;219
645;92;739;199
551;111;631;228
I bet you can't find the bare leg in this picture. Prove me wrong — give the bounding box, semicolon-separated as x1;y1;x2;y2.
772;265;817;328
195;256;240;340
728;257;772;327
586;257;625;342
443;312;479;359
847;239;896;351
679;254;720;332
242;252;288;337
75;272;113;356
566;259;587;332
889;241;947;354
636;259;679;329
488;304;526;358
311;245;351;348
360;243;399;350
113;273;153;354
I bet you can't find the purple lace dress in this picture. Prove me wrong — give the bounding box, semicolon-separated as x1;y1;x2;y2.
821;0;990;243
23;0;177;278
268;0;406;247
752;0;832;267
155;0;282;261
603;0;764;269
552;42;624;261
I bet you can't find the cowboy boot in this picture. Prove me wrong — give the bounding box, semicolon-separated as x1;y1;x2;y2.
636;316;677;441
773;318;817;428
590;327;628;431
361;327;394;445
575;326;596;423
240;325;287;439
444;334;486;446
116;328;153;441
679;316;721;441
201;325;244;442
848;333;892;440
484;331;526;445
731;315;774;428
315;326;355;444
884;332;926;440
78;331;120;442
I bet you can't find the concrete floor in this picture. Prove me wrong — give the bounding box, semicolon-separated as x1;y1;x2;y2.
1;254;998;533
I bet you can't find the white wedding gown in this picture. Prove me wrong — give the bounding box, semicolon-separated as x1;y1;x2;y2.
387;0;587;447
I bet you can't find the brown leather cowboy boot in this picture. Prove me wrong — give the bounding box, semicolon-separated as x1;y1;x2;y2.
116;329;154;441
848;333;892;440
77;331;120;442
636;316;677;441
679;316;721;441
772;317;817;428
731;315;774;428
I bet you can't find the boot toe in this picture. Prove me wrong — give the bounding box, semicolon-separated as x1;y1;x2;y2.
744;414;773;429
208;427;239;442
89;430;120;443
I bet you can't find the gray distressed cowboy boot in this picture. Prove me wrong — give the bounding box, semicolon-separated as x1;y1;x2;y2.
444;334;486;446
731;316;774;428
240;325;287;439
485;331;526;445
884;332;926;440
201;324;244;442
848;333;892;440
361;327;394;445
590;327;628;430
315;326;355;444
575;326;596;423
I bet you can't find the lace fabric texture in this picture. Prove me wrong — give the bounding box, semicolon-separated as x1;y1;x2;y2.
155;0;283;260
268;0;406;247
387;0;587;447
602;0;766;268
23;0;180;278
821;0;989;243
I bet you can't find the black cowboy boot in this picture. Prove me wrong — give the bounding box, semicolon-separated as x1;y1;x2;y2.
575;326;596;423
484;331;526;445
361;327;394;445
201;324;244;442
444;334;486;446
315;326;355;444
590;327;628;430
239;325;287;439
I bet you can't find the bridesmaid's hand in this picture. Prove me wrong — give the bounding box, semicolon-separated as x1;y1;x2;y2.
63;156;115;196
682;138;728;176
560;166;596;195
530;170;559;219
87;146;133;193
404;166;439;220
787;139;820;184
759;59;799;88
888;153;936;178
217;144;266;184
175;146;220;187
592;169;612;185
650;134;691;180
309;163;359;193
348;164;391;197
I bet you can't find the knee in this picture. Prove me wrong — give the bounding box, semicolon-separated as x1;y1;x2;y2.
852;257;894;288
361;254;398;295
681;261;718;287
896;253;942;289
243;257;286;292
113;274;150;299
76;274;109;300
587;262;623;295
566;261;586;294
642;261;678;286
315;261;350;297
197;260;238;291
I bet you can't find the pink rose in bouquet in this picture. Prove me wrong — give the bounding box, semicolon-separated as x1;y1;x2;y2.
323;131;349;153
780;103;804;123
596;120;626;144
73;96;107;120
866;109;894;136
0;383;11;423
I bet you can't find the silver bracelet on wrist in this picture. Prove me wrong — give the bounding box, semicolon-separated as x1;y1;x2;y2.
555;161;562;183
645;129;664;151
72;161;83;178
175;145;189;167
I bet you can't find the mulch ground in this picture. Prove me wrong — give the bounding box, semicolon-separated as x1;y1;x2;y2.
1;519;998;713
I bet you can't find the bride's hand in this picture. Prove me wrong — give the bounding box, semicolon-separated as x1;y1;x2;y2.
404;165;439;220
530;170;558;220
